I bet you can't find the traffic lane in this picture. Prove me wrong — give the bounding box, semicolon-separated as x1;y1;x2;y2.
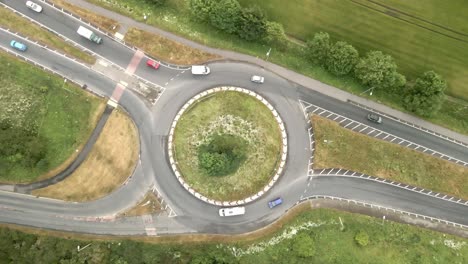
0;209;148;235
0;28;114;95
133;57;183;87
308;176;468;225
297;86;468;162
4;0;134;68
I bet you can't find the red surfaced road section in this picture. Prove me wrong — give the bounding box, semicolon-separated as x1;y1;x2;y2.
125;50;145;75
111;83;125;102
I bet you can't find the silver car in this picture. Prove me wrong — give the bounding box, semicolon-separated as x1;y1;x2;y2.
26;1;43;13
251;75;265;84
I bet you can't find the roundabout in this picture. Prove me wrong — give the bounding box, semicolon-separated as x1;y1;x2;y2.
168;87;287;205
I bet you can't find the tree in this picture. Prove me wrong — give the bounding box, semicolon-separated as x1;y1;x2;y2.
354;51;406;91
404;70;446;117
210;0;242;34
263;21;288;50
199;152;230;176
237;7;267;41
306;32;330;65
326;41;359;75
189;0;217;22
354;230;369;247
292;232;315;258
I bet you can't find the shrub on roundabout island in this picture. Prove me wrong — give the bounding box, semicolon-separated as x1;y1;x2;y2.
198;134;248;176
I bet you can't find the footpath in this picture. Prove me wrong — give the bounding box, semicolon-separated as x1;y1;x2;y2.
64;0;467;144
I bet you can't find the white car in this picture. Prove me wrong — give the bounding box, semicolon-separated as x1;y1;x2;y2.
26;1;43;13
219;206;245;217
251;75;265;84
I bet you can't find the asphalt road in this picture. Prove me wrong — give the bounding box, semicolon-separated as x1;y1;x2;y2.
0;1;466;235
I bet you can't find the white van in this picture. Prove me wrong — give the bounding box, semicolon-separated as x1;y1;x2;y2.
191;65;210;75
219;206;245;217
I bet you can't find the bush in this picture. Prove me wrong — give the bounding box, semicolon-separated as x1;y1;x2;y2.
189;0;217;22
264;21;288;50
326;41;359;76
197;134;248;176
209;0;242;34
306;32;330;65
404;70;446;117
354;230;369;247
354;51;406;91
237;7;267;41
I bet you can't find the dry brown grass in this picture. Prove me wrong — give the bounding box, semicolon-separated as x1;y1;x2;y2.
36;102;106;181
311;115;468;199
51;0;120;34
32;109;139;202
119;192;162;217
0;8;95;64
124;28;221;65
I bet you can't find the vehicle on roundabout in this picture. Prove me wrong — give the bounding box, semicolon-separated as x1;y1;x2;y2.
10;40;27;51
219;206;245;217
146;59;160;69
268;197;283;209
367;113;382;124
26;1;43;13
251;75;265;84
191;65;210;75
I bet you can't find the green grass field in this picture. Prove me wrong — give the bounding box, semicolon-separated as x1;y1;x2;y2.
312;115;468;199
173;91;282;201
239;0;468;101
0;52;104;183
2;208;467;263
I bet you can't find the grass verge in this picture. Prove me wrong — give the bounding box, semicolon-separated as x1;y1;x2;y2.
32;109;139;202
50;0;120;34
86;0;468;135
124;27;220;65
0;7;95;64
0;52;104;183
311;115;468;199
119;192;162;217
173;91;282;201
1;205;466;263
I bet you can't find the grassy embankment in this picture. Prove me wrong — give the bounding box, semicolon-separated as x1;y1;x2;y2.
312;115;468;199
173;91;282;201
0;52;104;183
0;7;95;63
88;0;468;134
33;109;139;202
1;206;466;263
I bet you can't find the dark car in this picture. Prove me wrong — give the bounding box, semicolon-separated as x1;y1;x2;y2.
146;59;160;69
268;197;283;209
367;113;382;124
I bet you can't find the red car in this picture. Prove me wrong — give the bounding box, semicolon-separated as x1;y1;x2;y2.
146;59;160;69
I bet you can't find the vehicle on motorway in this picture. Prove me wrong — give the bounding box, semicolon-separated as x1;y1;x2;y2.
367;113;382;124
77;26;103;44
26;1;43;13
219;206;245;217
191;65;210;75
251;75;265;84
146;59;160;69
10;40;27;51
268;197;283;208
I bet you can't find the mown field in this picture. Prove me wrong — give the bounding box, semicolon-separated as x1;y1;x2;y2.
239;0;468;101
1;208;466;263
0;52;104;183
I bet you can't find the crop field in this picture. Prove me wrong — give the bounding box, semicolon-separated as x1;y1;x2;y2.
239;0;468;101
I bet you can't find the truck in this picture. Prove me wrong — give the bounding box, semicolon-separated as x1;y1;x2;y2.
191;65;210;75
77;26;103;44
